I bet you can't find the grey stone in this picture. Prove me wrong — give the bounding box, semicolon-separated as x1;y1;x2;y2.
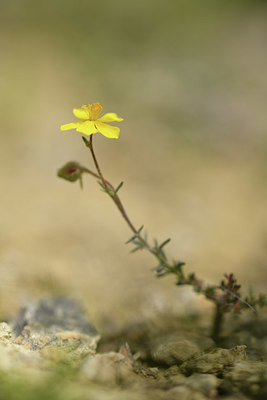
11;297;98;337
10;297;100;359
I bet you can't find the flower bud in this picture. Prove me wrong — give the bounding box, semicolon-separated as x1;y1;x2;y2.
57;161;84;183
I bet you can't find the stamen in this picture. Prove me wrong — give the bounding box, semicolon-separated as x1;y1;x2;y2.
88;104;92;120
91;103;103;120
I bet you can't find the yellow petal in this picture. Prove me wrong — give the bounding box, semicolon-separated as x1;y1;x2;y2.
61;122;80;131
98;113;124;123
95;121;120;139
76;120;98;136
73;106;90;120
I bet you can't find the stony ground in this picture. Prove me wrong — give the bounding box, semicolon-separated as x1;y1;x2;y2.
0;297;266;400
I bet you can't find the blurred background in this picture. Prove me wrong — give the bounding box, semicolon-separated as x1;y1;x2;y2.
0;0;266;328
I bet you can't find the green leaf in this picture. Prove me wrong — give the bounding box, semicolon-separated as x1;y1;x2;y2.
125;226;144;244
115;181;124;194
158;248;167;261
125;234;136;244
137;225;144;234
108;188;115;196
176;278;185;285
97;180;115;196
156;265;165;273
157;271;169;278
132;239;142;246
131;245;143;253
82;136;90;147
173;261;186;273
159;238;171;249
97;180;108;192
188;272;196;283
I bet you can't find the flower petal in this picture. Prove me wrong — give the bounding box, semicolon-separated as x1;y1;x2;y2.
73;106;90;120
98;113;124;123
61;122;80;131
76;120;98;136
95;121;120;139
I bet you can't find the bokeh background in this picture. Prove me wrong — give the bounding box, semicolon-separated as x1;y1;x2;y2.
0;0;266;328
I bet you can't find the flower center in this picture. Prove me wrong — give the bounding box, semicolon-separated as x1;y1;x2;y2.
88;103;103;120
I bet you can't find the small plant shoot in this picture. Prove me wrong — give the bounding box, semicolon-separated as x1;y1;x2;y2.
58;102;266;342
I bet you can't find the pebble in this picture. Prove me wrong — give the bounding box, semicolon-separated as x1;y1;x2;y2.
10;297;100;360
150;333;214;366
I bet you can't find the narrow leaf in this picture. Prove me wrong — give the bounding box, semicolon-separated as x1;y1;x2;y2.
126;237;135;244
156;265;165;273
159;248;167;261
132;239;142;246
156;272;169;278
131;246;143;253
125;234;137;244
159;238;171;249
125;226;144;244
97;180;109;193
82;136;90;147
115;181;124;194
97;180;105;189
137;225;144;234
144;230;148;242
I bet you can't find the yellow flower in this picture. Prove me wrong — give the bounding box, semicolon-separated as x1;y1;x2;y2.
61;102;123;139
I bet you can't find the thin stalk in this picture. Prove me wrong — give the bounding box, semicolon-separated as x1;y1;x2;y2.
87;136;172;267
89;135;137;234
211;304;224;343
